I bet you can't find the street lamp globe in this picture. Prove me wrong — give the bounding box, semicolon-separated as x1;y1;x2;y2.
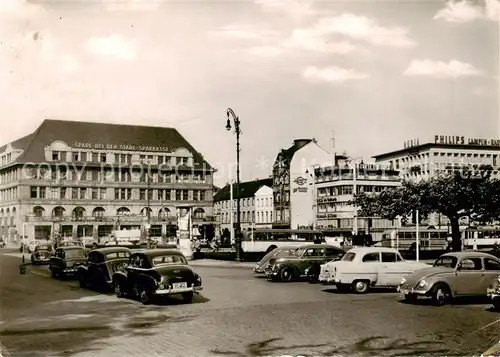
226;118;232;131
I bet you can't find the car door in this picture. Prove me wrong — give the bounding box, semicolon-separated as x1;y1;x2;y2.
299;248;325;274
86;252;101;286
482;258;500;293
449;257;484;296
376;252;404;286
360;252;381;281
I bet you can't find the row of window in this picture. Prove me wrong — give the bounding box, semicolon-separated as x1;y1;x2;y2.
390;155;498;170
1;153;14;167
217;210;273;224
0;187;18;201
22;168;207;183
216;197;272;209
317;185;395;197
29;186;208;201
51;150;193;166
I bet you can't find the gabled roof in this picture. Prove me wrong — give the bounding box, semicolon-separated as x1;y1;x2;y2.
2;119;213;169
214;178;273;202
273;139;313;170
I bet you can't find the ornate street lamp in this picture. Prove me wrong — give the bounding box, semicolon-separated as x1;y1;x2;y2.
226;108;242;261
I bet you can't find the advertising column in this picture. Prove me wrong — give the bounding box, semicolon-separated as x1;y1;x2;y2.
176;207;192;259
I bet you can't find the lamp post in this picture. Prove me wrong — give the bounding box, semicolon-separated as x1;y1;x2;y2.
226;108;242;261
346;156;363;236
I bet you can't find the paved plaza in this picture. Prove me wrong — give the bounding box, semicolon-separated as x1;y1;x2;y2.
0;252;499;357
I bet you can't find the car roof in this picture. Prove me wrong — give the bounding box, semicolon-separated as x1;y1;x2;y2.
132;249;184;257
298;244;340;249
441;251;498;259
347;247;399;253
92;247;131;254
58;245;85;249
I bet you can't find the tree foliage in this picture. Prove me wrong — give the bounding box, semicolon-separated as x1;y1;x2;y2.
350;168;500;251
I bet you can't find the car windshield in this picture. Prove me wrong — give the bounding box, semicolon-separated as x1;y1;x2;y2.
151;254;187;266
433;256;458;268
64;249;86;258
341;252;356;262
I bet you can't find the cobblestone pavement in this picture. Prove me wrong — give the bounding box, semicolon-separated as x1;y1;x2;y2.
1;252;499;357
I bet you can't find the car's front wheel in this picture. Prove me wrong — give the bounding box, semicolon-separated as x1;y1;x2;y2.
138;286;152;305
79;272;87;288
352;280;370;294
430;283;450;306
114;281;124;298
279;267;294;282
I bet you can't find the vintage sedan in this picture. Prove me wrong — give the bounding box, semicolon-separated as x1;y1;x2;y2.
398;252;500;306
265;244;345;282
49;246;88;279
319;247;429;293
77;247;131;291
481;340;500;357
112;249;203;304
253;246;298;276
486;273;500;310
30;244;53;265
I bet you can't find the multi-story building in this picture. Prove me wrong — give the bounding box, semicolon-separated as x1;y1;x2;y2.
373;135;500;181
313;154;401;241
254;184;273;228
272;139;331;230
0;119;215;245
372;134;500;227
213;178;273;239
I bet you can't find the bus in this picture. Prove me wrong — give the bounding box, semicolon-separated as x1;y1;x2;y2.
380;227;449;251
462;227;500;250
243;228;325;253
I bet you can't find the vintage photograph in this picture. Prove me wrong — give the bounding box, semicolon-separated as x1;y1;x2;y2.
1;0;500;356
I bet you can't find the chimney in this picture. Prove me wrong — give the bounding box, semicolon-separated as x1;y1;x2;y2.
294;139;312;150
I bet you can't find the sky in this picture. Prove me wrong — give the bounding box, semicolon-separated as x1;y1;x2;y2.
0;0;499;186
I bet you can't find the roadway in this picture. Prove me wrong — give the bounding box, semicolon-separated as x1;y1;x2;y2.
0;252;499;357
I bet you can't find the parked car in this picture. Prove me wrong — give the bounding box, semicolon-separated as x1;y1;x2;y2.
77;247;131;291
486;273;500;310
253;246;298;276
112;249;203;304
264;244;345;282
398;251;500;306
30;244;53;265
481;340;500;357
57;241;84;249
0;238;5;248
49;246;88;279
318;247;429;293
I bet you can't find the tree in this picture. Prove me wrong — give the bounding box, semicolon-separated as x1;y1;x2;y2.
350;168;500;251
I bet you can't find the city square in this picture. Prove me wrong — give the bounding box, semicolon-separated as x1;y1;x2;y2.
2;0;500;356
1;253;499;357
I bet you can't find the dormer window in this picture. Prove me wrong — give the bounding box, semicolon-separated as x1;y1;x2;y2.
52;151;60;161
72;152;80;161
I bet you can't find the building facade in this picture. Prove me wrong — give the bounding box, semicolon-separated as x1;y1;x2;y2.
0;119;215;244
373;135;500;181
372;134;500;227
272;139;331;230
213;178;273;239
254;185;273;228
313;155;401;241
